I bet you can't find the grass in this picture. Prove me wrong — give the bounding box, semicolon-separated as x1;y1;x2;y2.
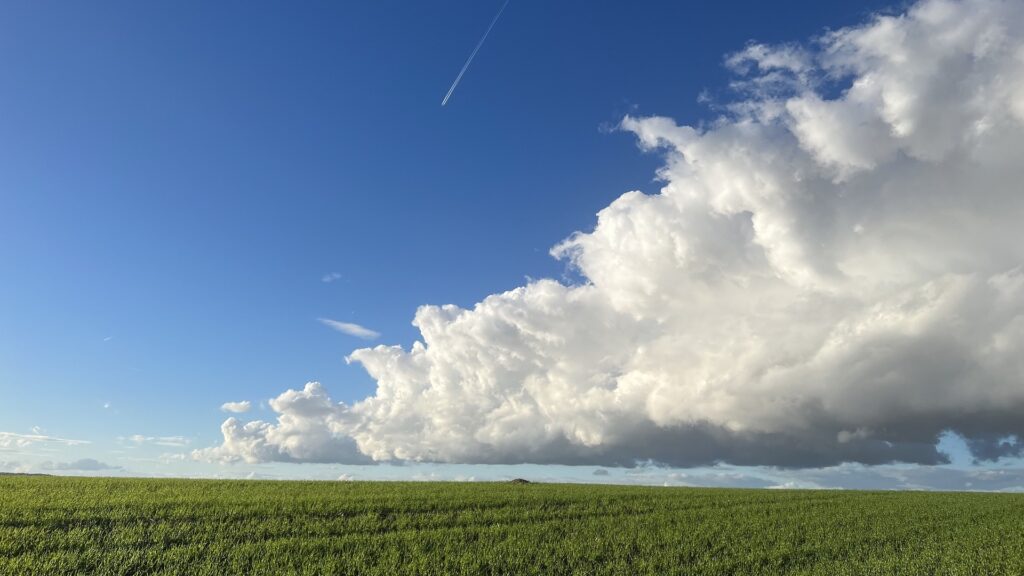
2;476;1023;575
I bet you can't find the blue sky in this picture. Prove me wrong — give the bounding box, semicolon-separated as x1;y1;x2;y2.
6;0;1024;489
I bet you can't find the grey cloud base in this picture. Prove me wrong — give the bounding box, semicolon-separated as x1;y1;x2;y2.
197;0;1024;469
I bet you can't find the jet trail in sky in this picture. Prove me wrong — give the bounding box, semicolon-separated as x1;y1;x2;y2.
441;0;510;106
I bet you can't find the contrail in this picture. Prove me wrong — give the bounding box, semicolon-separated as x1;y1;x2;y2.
441;0;510;106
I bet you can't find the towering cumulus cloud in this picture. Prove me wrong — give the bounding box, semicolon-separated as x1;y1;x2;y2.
197;0;1024;467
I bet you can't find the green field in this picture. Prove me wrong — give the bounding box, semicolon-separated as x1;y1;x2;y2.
2;476;1023;575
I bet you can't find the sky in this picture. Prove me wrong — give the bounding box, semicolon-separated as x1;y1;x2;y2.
5;0;1024;490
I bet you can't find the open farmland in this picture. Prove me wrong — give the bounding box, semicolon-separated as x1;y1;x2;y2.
2;476;1023;575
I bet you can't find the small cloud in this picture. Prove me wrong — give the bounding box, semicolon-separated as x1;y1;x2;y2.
321;272;343;283
31;426;44;435
592;468;610;476
123;435;190;448
103;402;112;410
41;458;121;472
318;318;380;340
338;473;355;481
837;428;871;443
103;336;113;342
767;481;820;490
221;401;252;414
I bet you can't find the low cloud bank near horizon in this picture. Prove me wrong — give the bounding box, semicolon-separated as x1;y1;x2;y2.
0;459;122;474
41;459;121;472
197;0;1024;469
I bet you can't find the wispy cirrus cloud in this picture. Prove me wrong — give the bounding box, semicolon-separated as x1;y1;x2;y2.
0;432;90;450
318;318;380;340
321;272;343;283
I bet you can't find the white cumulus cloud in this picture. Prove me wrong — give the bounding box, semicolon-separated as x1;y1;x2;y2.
193;382;369;464
221;401;252;413
200;0;1024;469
